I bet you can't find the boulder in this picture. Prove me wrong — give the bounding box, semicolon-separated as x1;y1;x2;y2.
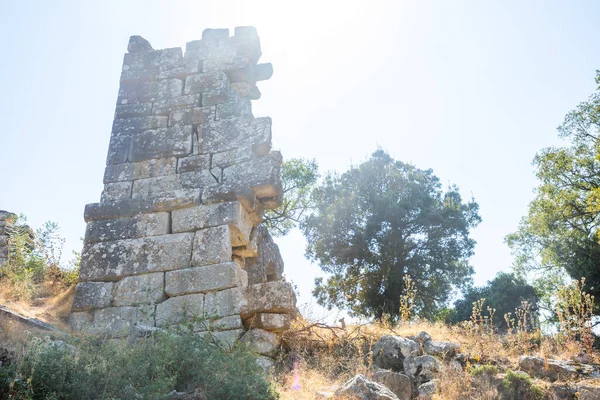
414;331;431;344
578;385;600;400
240;328;280;357
372;335;422;371
416;380;439;399
519;356;599;381
333;375;399;400
423;340;460;360
403;355;440;384
372;370;411;400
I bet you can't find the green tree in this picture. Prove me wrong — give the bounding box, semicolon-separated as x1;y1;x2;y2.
263;158;319;236
302;150;481;320
506;71;600;314
450;272;539;330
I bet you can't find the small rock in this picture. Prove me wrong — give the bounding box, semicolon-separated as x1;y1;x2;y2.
404;355;440;384
424;340;460;360
417;380;439;399
372;370;411;400
414;331;432;344
334;374;399;400
128;35;153;53
255;355;275;373
372;335;422;371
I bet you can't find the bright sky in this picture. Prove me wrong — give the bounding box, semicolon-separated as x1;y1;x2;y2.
1;1;599;318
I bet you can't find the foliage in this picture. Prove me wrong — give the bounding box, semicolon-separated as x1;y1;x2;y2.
468;364;499;377
264;158;319;237
0;215;80;300
506;71;600;313
555;278;595;350
2;329;278;400
498;370;544;400
450;272;539;330
302;150;481;320
399;275;417;322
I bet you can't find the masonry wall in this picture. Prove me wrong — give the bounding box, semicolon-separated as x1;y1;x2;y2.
0;211;13;265
70;27;296;353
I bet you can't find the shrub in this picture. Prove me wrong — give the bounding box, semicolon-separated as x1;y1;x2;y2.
469;364;499;377
499;370;544;400
2;329;279;400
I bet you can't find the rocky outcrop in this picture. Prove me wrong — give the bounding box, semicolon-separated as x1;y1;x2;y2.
334;375;399;400
519;356;600;382
372;335;422;371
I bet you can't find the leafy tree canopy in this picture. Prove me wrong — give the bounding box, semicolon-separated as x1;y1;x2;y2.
506;71;600;313
263;158;319;237
301;150;481;320
449;272;539;330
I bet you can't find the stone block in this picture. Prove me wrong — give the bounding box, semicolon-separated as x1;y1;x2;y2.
212;146;255;168
150;189;202;211
177;154;211;173
230;82;261;100
100;181;132;202
199;329;244;348
372;370;412;400
114;103;152;119
79;233;193;281
241;282;297;318
129;125;193;162
155;293;204;327
222;152;281;199
255;63;273;81
201;90;229;106
121;79;183;104
69;311;92;332
157;59;201;80
165;262;246;296
131;171;215;200
72;282;114;311
198;116;271;154
247;313;291;332
203;56;254;82
204;287;247;318
240;329;280;357
84;212;170;244
244;225;284;284
216;97;252;120
151;94;201;115
84;199;152;221
233;26;261;63
184;71;228;95
191;225;232;267
90;305;155;337
171;202;253;246
113;272;165;306
112;116;168;134
106;134;131;165
120;68;158;84
123;47;182;70
128;35;153;53
210;315;243;331
168;106;213;127
104;157;178;183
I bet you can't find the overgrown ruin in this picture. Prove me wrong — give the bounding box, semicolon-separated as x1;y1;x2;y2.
69;27;297;356
0;211;12;266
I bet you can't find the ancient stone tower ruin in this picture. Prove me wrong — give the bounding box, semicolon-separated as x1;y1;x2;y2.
69;27;296;354
0;211;13;266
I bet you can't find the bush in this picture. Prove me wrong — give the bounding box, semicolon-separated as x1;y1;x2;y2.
2;329;279;400
469;364;499;377
499;370;544;400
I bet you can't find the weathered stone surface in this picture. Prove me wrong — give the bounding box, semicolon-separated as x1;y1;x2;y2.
72;282;114;311
191;225;232;267
245;225;284;284
171;202;252;246
204;287;246;318
100;181;132;202
255;356;275;373
211;146;255;169
230;82;261;100
104;157;177;183
423;340;460;360
155;293;204;327
106;134;131;165
203;56;255;82
578;385;600;400
372;335;422;372
113;272;165;306
165;262;246;296
131;173;214;199
209;315;242;331
519;356;598;381
123;48;182;71
255;63;273;81
333;375;399;400
372;370;411;400
69;311;92;332
120;68;158;84
115;103;152;118
240;328;280;357
89;305;155;337
414;331;432;344
240;281;297;318
157;59;201;80
247;313;291;332
128;35;153;53
199;329;243;348
129;125;193;162
403;355;439;384
168;106;213;127
177;154;211;173
184;71;228;95
152;94;201;115
416;380;439;400
216;97;252;120
119;79;183;105
84;212;170;244
79;233;193;281
222;152;282;199
199;116;271;154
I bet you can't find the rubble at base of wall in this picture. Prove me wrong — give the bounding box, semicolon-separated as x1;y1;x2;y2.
69;27;296;357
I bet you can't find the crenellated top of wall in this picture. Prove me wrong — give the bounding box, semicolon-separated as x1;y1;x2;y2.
70;27;296;359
